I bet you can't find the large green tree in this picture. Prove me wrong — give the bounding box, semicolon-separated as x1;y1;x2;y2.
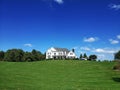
4;49;24;62
32;49;42;61
24;52;33;62
83;53;88;59
24;49;44;61
79;54;83;59
0;51;5;61
40;52;46;60
113;50;120;70
114;50;120;60
89;55;97;61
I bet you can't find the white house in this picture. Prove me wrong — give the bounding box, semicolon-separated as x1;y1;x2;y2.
46;47;77;59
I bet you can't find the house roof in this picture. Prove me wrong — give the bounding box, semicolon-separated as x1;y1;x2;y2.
54;47;70;53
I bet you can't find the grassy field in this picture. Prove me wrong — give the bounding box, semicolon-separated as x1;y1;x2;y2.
0;60;120;90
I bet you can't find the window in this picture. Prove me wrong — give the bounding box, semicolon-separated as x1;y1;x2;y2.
48;52;51;55
59;52;62;55
54;53;56;55
70;53;73;55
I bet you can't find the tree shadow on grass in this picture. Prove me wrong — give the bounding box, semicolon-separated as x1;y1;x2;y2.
112;77;120;82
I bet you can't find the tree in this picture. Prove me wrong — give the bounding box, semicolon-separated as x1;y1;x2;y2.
4;49;15;62
31;49;43;61
16;49;24;62
79;54;83;59
2;48;45;62
24;52;33;62
32;49;39;61
114;50;120;60
4;49;24;62
0;51;5;61
40;52;46;60
89;55;97;61
83;53;87;59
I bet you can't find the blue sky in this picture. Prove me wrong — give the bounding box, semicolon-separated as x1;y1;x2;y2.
0;0;120;60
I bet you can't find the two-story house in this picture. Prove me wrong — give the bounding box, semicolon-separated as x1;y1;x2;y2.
46;47;77;59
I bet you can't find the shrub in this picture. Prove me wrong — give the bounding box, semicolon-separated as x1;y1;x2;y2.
113;63;120;70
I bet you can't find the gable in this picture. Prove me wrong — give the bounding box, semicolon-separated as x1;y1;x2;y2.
67;51;76;56
47;47;56;52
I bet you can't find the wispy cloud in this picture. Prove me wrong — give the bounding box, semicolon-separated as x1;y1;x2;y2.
109;4;120;10
24;43;33;47
73;46;79;50
97;54;105;60
92;48;118;60
117;35;120;39
79;47;118;54
93;48;117;54
80;47;91;51
42;0;64;8
73;45;120;60
54;0;64;4
109;39;119;44
84;37;98;43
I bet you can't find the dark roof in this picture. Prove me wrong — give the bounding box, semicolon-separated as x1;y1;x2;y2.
54;47;70;53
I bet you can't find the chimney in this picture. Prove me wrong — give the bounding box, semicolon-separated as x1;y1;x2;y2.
72;49;75;52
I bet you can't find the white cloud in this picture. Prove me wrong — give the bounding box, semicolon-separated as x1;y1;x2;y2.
109;4;120;10
73;45;120;60
109;39;119;44
92;48;120;60
80;47;91;51
93;48;117;54
24;44;32;47
94;48;105;53
54;0;63;4
73;46;79;50
117;35;120;39
97;53;114;60
97;54;105;60
84;37;98;42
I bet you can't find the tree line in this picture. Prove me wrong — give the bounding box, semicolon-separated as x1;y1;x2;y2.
0;49;120;62
79;50;120;61
0;49;45;62
79;53;97;61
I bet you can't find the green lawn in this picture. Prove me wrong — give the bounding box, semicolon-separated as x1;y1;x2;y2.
0;60;120;90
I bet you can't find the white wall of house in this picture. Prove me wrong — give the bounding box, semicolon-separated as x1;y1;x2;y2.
46;47;55;59
67;51;76;58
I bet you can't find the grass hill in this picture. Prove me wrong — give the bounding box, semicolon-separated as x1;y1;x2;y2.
0;60;120;90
